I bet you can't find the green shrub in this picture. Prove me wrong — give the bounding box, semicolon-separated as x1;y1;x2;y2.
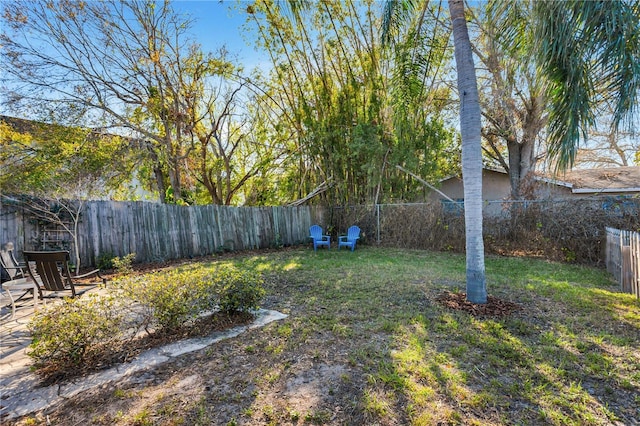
112;253;136;275
215;267;266;313
28;263;266;379
27;294;126;372
117;265;266;330
96;252;115;270
117;268;216;331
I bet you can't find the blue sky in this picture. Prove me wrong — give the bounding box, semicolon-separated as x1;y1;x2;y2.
171;1;268;70
0;1;268;118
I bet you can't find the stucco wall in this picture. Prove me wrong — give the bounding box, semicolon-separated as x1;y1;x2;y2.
429;169;512;202
429;170;639;202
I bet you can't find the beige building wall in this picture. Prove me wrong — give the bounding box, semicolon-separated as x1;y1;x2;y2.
429;169;512;202
430;170;638;202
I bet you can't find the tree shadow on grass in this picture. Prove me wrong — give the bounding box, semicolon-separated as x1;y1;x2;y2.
376;288;640;425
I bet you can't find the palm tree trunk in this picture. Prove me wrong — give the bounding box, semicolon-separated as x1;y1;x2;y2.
448;0;487;303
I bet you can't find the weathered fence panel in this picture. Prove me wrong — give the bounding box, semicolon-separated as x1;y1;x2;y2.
606;227;640;298
3;197;638;275
0;202;26;260
0;200;326;268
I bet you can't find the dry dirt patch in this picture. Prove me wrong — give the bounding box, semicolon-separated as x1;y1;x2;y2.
436;290;523;317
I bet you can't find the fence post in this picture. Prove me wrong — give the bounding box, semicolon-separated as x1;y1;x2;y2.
633;232;640;299
376;204;381;244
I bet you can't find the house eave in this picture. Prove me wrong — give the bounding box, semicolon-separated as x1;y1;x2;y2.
535;176;573;189
571;188;640;194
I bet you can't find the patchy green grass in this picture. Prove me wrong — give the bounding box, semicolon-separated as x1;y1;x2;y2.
25;247;640;426
237;248;639;425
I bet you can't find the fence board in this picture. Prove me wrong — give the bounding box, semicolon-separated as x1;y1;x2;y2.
605;227;640;298
631;232;640;298
0;202;24;256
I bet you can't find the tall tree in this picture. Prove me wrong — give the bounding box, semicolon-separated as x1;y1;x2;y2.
0;117;133;271
478;0;640;193
383;0;486;303
472;2;546;199
534;0;640;172
2;0;180;201
0;116;131;196
2;1;205;203
246;0;455;205
384;1;458;199
384;0;640;303
574;100;638;167
2;0;281;205
448;0;486;303
189;76;289;205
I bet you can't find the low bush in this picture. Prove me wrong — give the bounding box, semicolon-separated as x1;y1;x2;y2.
28;294;126;374
112;253;136;275
27;263;266;379
115;264;265;331
215;266;266;313
117;268;215;331
96;252;115;270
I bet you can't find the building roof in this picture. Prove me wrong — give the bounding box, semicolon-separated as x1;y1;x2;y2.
438;166;640;196
437;166;507;183
1;115;51;134
540;166;640;194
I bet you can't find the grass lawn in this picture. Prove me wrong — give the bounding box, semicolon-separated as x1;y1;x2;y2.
21;247;640;426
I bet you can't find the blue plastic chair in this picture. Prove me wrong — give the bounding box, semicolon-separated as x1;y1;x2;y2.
309;225;330;251
338;226;360;251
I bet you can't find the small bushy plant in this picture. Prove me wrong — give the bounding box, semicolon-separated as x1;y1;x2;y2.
117;268;214;331
96;252;115;270
28;294;126;372
116;265;266;331
28;262;266;379
216;267;266;313
112;253;136;275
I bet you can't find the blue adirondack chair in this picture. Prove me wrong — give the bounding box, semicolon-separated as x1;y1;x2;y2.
309;225;331;251
338;226;360;251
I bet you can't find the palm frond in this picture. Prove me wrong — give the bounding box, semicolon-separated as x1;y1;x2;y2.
486;0;532;62
534;0;640;171
381;0;422;45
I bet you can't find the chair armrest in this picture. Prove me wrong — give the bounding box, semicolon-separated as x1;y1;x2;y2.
338;236;347;242
1;265;28;280
3;265;25;273
73;269;107;285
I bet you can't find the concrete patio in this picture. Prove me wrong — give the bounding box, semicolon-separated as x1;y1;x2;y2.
1;287;38;373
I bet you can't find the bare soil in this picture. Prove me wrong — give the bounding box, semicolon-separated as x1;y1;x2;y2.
436;290;523;317
12;276;374;425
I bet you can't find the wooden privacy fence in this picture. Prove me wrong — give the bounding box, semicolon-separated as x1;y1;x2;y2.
0;200;326;268
3;197;639;271
605;227;640;298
